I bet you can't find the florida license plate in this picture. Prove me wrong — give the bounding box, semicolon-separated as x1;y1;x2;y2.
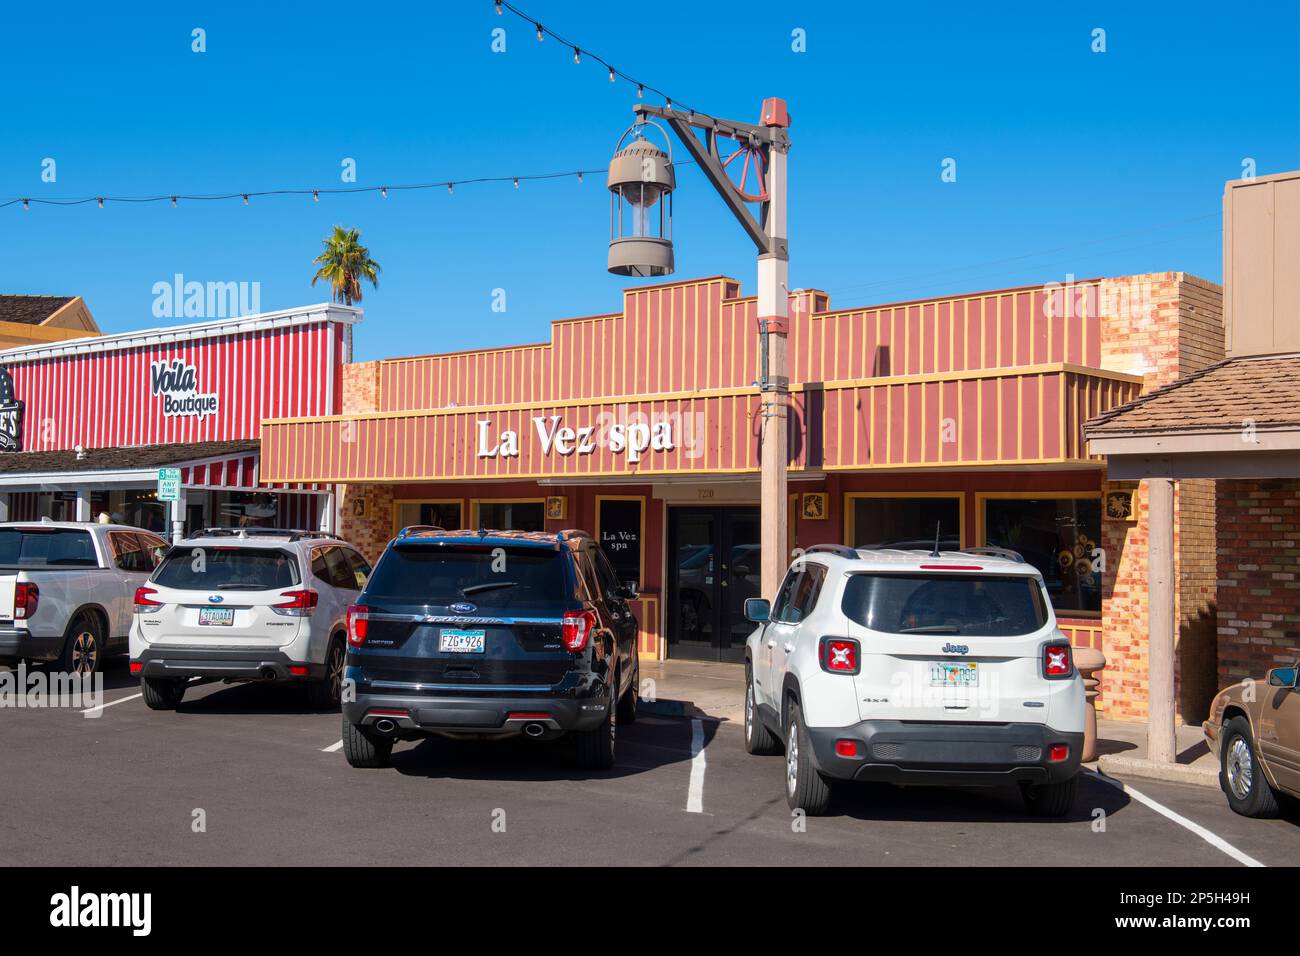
198;607;235;626
439;628;485;653
929;661;978;687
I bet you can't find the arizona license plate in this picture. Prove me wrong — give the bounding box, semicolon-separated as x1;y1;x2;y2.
198;607;235;626
439;628;485;653
929;661;978;687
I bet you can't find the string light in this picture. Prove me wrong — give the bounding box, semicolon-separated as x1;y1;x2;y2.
447;183;454;194
97;198;103;209
171;196;177;207
312;190;319;202
513;178;519;188
22;199;28;210
498;1;694;113
242;194;249;205
380;186;388;199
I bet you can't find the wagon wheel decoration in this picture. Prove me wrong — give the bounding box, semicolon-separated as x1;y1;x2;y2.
719;138;769;203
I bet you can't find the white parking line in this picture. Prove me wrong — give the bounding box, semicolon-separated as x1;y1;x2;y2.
322;739;344;753
81;693;142;716
685;718;707;813
1089;770;1265;867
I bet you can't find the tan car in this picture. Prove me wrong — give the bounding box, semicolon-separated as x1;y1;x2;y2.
1203;664;1300;817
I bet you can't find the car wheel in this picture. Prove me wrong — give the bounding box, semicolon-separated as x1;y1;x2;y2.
307;637;346;710
141;676;187;710
744;666;781;755
342;713;392;769
574;685;617;770
785;701;833;815
1021;775;1078;817
1220;716;1280;818
616;662;638;725
59;614;103;677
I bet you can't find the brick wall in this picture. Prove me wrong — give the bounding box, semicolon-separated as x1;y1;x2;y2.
1216;479;1300;684
336;361;392;563
1097;272;1224;722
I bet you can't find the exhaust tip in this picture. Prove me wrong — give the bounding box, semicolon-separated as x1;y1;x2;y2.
523;722;545;737
374;718;397;734
259;666;278;681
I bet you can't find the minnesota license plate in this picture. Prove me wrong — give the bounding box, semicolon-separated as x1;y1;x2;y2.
198;607;235;626
929;661;978;687
439;628;485;653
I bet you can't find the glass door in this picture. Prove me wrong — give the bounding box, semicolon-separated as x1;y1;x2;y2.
667;506;760;662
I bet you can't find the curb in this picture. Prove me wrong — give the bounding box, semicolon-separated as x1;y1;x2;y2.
638;698;690;717
1096;753;1218;789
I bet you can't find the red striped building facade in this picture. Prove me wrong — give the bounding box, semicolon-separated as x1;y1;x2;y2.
259;273;1225;720
0;304;357;537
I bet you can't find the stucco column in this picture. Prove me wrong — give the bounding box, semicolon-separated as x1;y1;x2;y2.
74;488;92;522
1147;477;1176;763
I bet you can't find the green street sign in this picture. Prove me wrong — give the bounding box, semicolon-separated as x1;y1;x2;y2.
157;467;182;502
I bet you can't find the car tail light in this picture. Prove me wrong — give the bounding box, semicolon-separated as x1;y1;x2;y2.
507;712;553;720
288;665;309;677
819;637;860;674
129;661;143;675
1049;744;1069;763
561;609;597;652
1043;642;1073;678
919;564;983;571
835;739;860;758
366;708;409;718
272;589;319;617
133;586;161;613
346;605;369;647
13;581;39;619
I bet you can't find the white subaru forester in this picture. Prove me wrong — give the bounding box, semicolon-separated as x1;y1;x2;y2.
743;545;1085;817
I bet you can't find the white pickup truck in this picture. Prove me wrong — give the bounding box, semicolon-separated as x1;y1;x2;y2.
0;520;170;675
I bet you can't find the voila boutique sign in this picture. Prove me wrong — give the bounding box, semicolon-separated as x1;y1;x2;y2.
477;413;675;464
150;358;220;420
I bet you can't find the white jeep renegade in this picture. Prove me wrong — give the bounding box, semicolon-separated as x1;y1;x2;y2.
743;545;1085;817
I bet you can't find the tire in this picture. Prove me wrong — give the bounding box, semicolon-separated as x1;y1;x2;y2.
1219;716;1280;818
58;614;103;677
744;665;781;755
141;676;186;710
1021;774;1078;817
785;701;833;815
615;662;638;725
574;686;617;770
342;713;392;769
307;637;346;710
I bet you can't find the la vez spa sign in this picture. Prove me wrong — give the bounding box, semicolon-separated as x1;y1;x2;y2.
477;414;674;464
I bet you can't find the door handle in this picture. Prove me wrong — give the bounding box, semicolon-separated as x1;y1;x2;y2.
766;639;776;648
783;642;794;654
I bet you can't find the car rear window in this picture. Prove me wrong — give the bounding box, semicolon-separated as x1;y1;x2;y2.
366;544;569;608
152;547;299;591
842;573;1047;636
0;528;98;567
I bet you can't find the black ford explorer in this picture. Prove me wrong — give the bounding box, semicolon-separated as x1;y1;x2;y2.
341;528;640;770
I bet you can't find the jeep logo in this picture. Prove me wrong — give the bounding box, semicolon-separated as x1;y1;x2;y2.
941;642;969;655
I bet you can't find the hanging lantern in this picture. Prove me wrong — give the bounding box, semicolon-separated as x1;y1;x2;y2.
607;123;675;277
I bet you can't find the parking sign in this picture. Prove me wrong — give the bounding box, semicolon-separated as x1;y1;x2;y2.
157;467;181;502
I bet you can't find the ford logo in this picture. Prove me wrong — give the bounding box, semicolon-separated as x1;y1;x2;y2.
208;595;224;604
449;602;477;615
941;642;969;655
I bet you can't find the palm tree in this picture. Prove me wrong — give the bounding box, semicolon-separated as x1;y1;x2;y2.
311;225;380;306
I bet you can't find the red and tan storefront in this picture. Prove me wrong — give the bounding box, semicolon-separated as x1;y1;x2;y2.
0;304;356;536
261;272;1226;722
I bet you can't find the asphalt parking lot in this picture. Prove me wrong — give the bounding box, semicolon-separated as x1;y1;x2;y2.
2;660;1297;867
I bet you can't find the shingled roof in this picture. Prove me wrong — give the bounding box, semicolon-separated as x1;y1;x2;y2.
0;295;77;326
0;440;260;475
1085;353;1300;436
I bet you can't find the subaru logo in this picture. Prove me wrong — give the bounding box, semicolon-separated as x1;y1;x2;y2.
208;595;224;604
941;642;969;655
449;602;477;615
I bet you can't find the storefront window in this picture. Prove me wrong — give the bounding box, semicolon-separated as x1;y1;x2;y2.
597;497;643;591
982;497;1102;615
850;495;961;549
395;501;462;533
476;500;545;532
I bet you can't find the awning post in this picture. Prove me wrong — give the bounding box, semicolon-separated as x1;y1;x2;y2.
1147;477;1177;763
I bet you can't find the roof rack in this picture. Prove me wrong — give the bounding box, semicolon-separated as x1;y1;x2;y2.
183;527;332;542
396;525;445;538
803;544;858;560
959;546;1024;563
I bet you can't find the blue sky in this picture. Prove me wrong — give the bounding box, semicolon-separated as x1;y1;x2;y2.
3;0;1297;362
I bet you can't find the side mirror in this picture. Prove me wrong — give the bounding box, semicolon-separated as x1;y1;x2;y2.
615;583;639;600
1268;667;1298;688
744;598;770;623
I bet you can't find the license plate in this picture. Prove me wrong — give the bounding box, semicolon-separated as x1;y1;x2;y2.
198;607;235;627
439;628;485;653
929;661;978;687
